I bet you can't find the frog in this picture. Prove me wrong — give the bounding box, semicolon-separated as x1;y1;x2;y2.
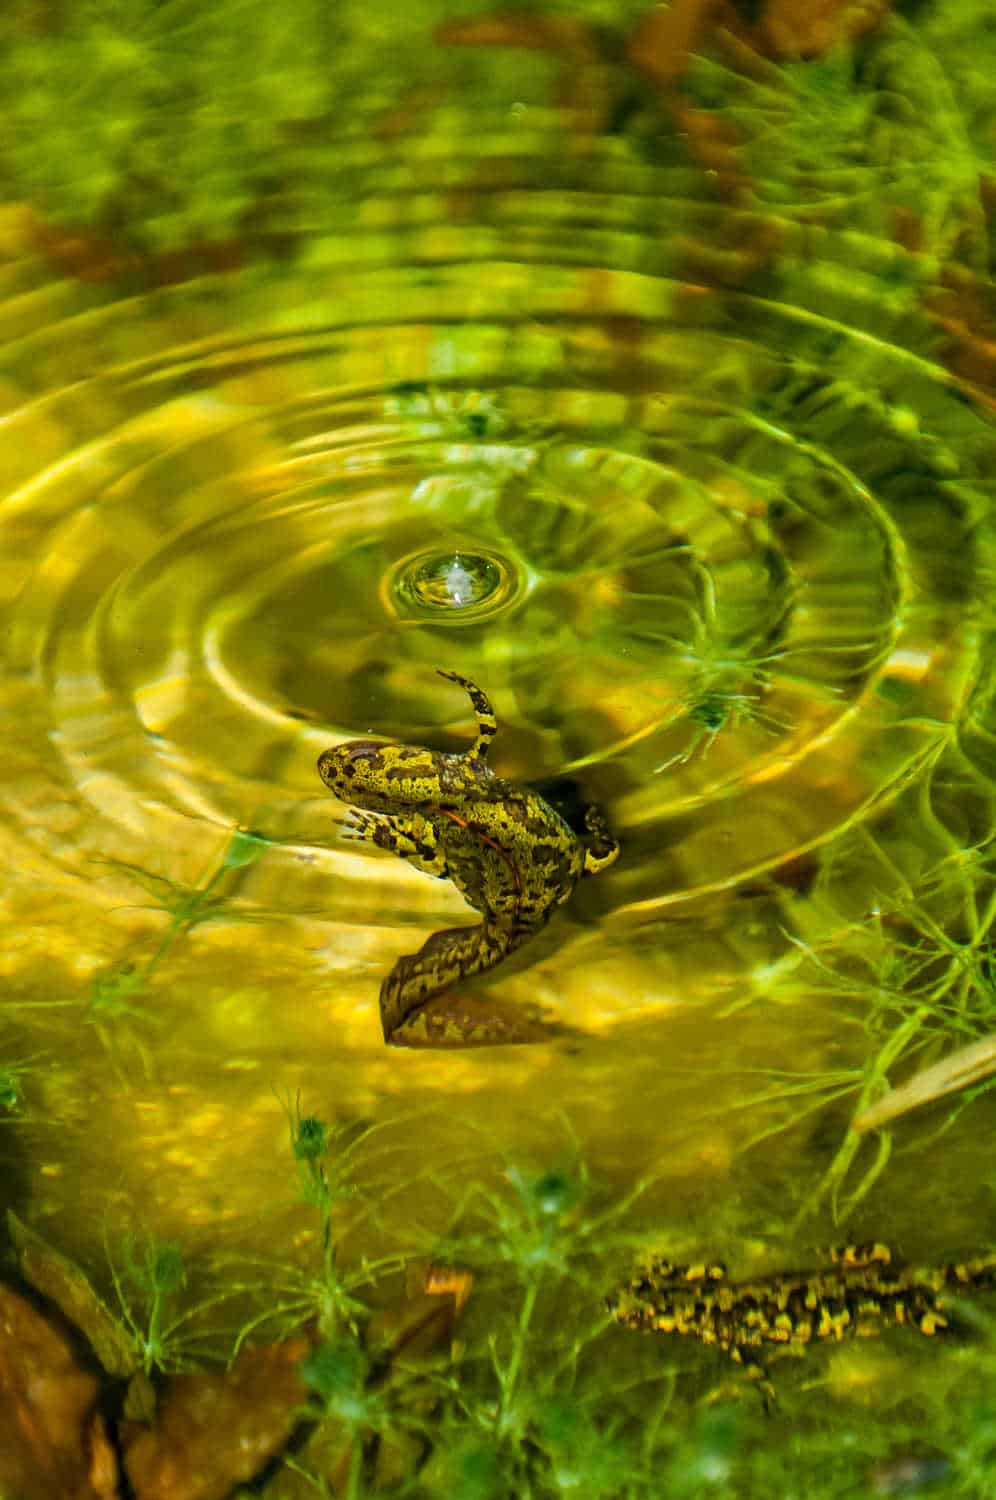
610;1242;996;1403
317;669;619;1048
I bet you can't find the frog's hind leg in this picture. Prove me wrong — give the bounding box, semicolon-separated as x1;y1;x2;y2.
380;921;530;1046
436;669;497;763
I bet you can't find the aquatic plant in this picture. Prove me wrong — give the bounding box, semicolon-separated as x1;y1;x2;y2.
104;1228;236;1375
919;0;996;260
429;1150;996;1495
636;558;790;773
87;959;153;1021
397;1149;673;1499
385;383;517;444
87;827;269;1024
710;754;996;1225
0;0;335;247
0;1052;45;1116
222;1099;424;1354
682;16;985;265
654;684;788;774
287;1337;406;1499
805;865;996;1217
8;1208;239;1388
396;1149;996;1495
300;1336;378;1426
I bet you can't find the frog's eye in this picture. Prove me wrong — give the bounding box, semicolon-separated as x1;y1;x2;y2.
342;745;383;767
318;742;381;782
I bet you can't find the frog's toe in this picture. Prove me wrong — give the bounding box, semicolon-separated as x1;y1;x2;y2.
334;810;379;840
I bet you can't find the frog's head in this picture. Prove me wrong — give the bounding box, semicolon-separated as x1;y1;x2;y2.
317;740;438;811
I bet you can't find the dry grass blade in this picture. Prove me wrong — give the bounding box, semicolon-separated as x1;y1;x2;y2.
854;1031;996;1132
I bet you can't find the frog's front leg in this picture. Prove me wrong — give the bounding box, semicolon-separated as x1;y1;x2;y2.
380;922;555;1048
336;809;449;880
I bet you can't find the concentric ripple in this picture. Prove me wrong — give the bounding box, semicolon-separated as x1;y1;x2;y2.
390;548;511;621
1;15;995;948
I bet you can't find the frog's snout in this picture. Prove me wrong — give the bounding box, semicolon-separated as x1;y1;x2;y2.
317;741;381;793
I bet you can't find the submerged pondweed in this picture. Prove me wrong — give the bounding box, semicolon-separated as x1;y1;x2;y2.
88;829;271;1016
216;1097;422;1353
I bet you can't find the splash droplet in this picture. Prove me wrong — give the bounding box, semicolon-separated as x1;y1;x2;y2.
390;549;516;623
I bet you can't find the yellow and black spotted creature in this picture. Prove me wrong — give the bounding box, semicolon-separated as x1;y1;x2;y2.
317;670;619;1047
611;1244;996;1398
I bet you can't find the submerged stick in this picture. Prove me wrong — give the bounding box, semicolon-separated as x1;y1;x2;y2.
854;1032;996;1132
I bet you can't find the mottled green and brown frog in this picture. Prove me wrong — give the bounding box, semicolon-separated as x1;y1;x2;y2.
318;670;618;1047
610;1242;996;1401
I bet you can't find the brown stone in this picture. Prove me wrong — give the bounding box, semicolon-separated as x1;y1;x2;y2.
124;1337;310;1500
0;1281;120;1500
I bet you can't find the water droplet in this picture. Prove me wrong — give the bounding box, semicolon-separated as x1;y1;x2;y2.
413;553;497;608
390;549;517;623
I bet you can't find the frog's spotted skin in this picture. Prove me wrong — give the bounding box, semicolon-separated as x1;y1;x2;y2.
610;1243;996;1400
317;670;619;1047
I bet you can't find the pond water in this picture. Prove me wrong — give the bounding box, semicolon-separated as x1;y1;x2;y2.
3;1;996;1494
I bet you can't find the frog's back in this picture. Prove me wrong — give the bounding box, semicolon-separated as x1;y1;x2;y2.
436;775;585;928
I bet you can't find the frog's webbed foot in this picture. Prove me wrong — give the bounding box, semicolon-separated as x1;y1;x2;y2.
334;808;385;843
335;810;450;879
581;802;619;875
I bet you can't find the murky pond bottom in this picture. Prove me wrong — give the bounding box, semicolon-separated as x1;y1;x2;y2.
3;2;996;1495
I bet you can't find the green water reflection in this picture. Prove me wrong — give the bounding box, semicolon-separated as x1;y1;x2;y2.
3;0;996;1492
